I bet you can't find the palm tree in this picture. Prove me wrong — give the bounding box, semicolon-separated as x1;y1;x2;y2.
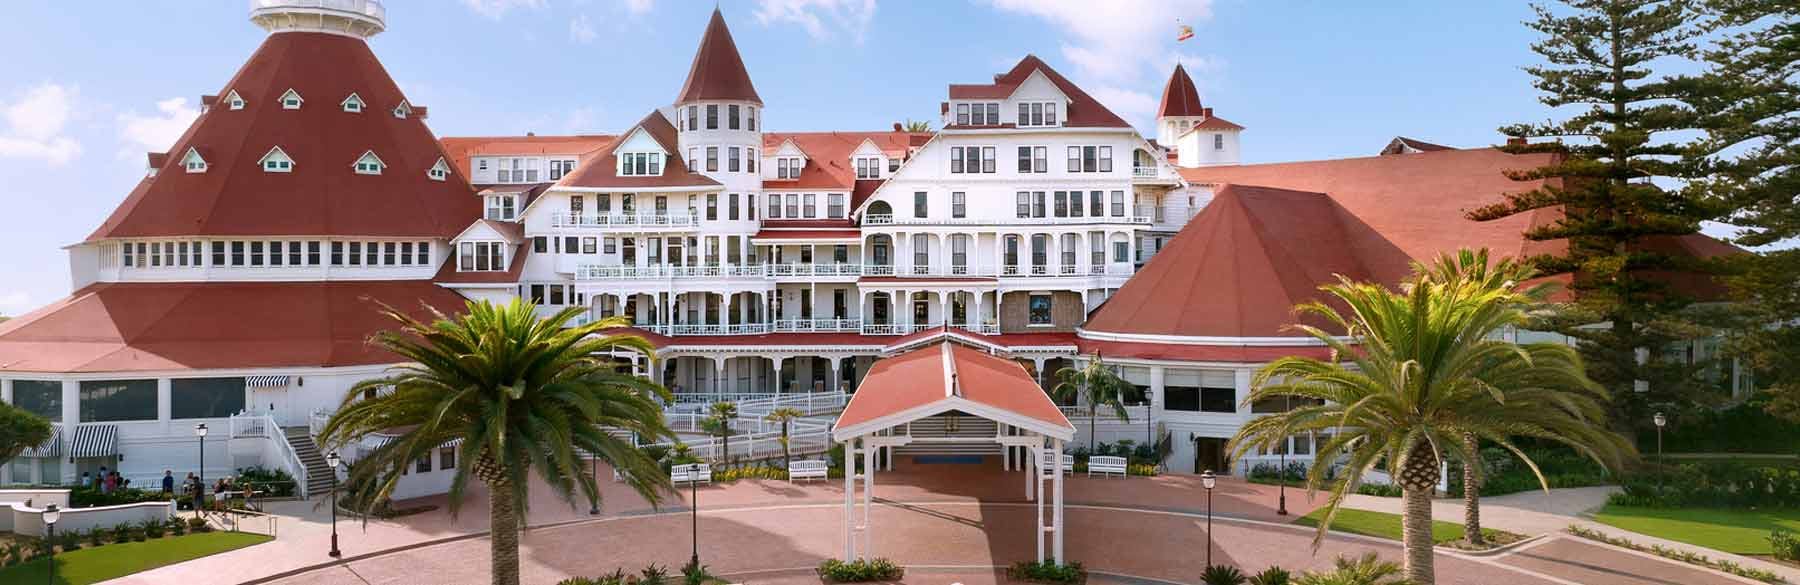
1293;553;1411;585
1052;353;1129;453
705;401;739;465
319;299;675;585
1229;248;1631;585
901;119;931;132
765;407;805;471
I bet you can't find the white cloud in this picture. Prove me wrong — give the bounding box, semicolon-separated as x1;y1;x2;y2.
0;83;81;166
0;291;31;316
462;0;545;19
754;0;878;44
1089;86;1158;122
116;97;198;158
570;14;597;43
623;0;654;15
563;107;602;133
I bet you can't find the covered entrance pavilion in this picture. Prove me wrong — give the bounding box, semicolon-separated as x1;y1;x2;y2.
831;341;1076;564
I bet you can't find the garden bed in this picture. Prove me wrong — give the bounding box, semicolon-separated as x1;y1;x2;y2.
0;530;270;585
1294;508;1522;550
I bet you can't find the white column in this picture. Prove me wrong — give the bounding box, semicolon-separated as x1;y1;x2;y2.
771;356;787;395
60;380;78;484
1032;357;1047;389
843;436;856;560
1053;438;1065;561
156;377;173;431
724;293;736;326
713;357;727;398
1025;443;1036;501
1234;369;1254;414
863;437;876;559
1035;443;1045;562
829;357;843;393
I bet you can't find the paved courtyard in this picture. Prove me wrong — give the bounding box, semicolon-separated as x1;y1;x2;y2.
107;457;1758;585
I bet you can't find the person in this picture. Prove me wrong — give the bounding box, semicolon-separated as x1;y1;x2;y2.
162;470;175;494
80;471;92;488
98;466;110;492
102;471;117;493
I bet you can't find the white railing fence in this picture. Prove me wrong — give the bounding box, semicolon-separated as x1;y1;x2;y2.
229;413;311;499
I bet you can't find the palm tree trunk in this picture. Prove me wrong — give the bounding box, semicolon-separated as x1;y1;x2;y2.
1462;433;1484;546
488;480;521;585
782;421;792;471
1398;440;1440;585
1089;404;1097;453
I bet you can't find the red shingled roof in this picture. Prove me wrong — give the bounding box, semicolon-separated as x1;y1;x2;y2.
1158;64;1204;118
947;55;1130;128
438;134;615;177
762;131;926;191
1190;116;1244;131
675;8;761;106
556;111;720;189
0;281;469;373
88;32;479;241
834;342;1072;436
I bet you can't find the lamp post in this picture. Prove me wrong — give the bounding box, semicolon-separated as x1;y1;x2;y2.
326;451;342;558
1653;412;1667;494
689;464;700;570
43;504;60;585
1201;470;1216;568
194;423;208;519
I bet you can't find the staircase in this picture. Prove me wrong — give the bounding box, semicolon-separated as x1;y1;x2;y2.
283;427;335;497
893;413;1001;456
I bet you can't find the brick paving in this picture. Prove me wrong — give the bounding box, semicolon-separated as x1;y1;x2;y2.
104;457;1751;585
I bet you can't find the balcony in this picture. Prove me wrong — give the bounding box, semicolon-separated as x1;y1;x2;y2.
862;213;1152;227
1132;165;1179;185
551;213;699;230
773;319;863;333
769;263;863;278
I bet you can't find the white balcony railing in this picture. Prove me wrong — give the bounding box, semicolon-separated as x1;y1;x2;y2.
1132;166;1159;179
551;213;699;229
570;262;1135;281
861;213;1152;226
773;319;863;333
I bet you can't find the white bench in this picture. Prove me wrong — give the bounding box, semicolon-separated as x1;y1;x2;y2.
1088;455;1128;478
788;460;829;482
1039;452;1074;475
671;463;711;486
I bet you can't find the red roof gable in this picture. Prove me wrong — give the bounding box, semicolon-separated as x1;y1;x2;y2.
556;111;720;189
761;131;926;191
0;281;469;373
1158;64;1204;118
438;134;615;177
834;342;1072;436
675;8;761;106
947;55;1130;129
88;32;480;242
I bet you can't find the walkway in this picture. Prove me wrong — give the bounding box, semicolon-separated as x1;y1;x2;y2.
106;458;1759;585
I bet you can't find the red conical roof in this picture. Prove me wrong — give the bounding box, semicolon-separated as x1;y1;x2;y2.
1082;185;1371;339
88;32;479;242
675;8;762;106
1158;64;1203;118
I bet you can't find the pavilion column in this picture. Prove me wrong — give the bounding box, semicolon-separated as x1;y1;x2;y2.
1053;438;1066;561
713;356;726;399
1032;357;1048;389
863;437;876;559
771;356;787;395
1035;442;1045;562
843;436;857;560
1025;442;1036;501
829;357;843;394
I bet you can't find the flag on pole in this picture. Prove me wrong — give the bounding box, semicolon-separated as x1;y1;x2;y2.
1177;24;1194;41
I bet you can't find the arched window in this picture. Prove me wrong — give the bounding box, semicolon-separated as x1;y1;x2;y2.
867;200;893;223
870;235;892;267
1031;234;1048;268
1003;235;1020;270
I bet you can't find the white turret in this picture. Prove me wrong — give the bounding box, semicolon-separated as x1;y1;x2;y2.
249;0;386;39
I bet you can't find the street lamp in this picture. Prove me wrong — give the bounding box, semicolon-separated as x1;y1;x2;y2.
43;504;60;585
194;423;208;519
1653;412;1667;494
689;464;701;571
326;451;342;558
1201;470;1216;568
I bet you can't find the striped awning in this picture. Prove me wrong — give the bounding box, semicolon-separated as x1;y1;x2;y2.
21;425;62;458
69;424;119;459
246;375;291;389
368;435;461;452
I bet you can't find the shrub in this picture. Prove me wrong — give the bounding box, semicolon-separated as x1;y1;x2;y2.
167;517;187;536
1771;528;1800;562
639;563;670;585
555;578;602;585
1607;460;1800;509
1127;463;1160;476
817;558;905;582
1007;559;1086;585
680;559;717;585
1642;397;1800;454
86;526;105;547
1567;525;1782;583
235;466;298;498
711;464;787;483
142;518;166;538
70;486;174;508
111;523;135;544
1201;564;1248;585
187;516;211;533
1354;483;1403;497
1249;566;1292;585
1292;553;1403;585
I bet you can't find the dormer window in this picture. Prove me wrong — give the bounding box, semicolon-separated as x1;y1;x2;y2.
260;147;295;173
458;241;506;272
428;157;450;181
393;101;412;119
776;157;804;179
955;102;1000;126
353;150;386;175
181;148;207;174
225;90;245;111
619;152;662;176
278;89;303;110
1017;101;1058;127
485;195;517;221
854;157;881;179
341;93;365;113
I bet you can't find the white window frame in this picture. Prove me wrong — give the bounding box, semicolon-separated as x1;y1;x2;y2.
181;148;207;173
259;146;295;173
278;89;303;110
485;194;517;221
353;150;385;175
458;241;507;272
619;152;663;177
428;157;450;181
225;90;245;111
341;93;365;113
393;100;412;119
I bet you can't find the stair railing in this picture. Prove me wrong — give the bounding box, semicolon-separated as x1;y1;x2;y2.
262;413;311;499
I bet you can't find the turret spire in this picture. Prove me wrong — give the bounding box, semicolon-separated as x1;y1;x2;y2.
675;8;762;106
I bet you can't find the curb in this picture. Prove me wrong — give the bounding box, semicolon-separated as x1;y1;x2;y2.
1438;532;1548;558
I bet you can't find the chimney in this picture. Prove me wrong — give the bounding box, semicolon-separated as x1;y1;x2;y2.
1201;107;1213;118
893;122;903;132
526;132;536;137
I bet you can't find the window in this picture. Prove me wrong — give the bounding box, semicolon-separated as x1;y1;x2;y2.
657;195;669;216
768;194;782;218
1054;191;1069;217
1201;387;1236;413
1099;146;1113;172
828;193;846;218
1113;240;1129;263
706;104;718;129
913;191;928;218
956;103;970;126
533;236;548;253
706;194;718;220
182;148;207;173
260;147;294;172
415;456;431;474
1032;191;1047;218
582;237;598;254
212;241;226;266
688;148;697;171
485;195;517;220
951;235;968;268
381;242;396;265
1090;190;1103;215
981;147;996;173
79;379;157;422
364;241;378;266
392;101;411;119
1028;294;1053;326
348;241;362;266
728;147;740;172
1214;133;1225;150
803;193;817;218
1003;235;1020;266
440;446;456;471
458;241;506;271
729;193;741;220
912;233;929;269
290;241;305;265
952;192;965;218
748;106;757;131
785;194;799;218
1017;101;1057;127
428;158;450;181
1110;190;1126;216
950;147;964;173
416;241;430;264
747;148;756;173
1016;192;1030;218
706;147;718;172
620;152;661;176
341;93;364;113
1091;235;1104;266
687;105;698;130
278;88;303;109
11;380;61;421
950;147;994;174
225;90;245;110
728;104;740;130
354;151;384;175
548;158;576;179
171;378;247;419
1017;146;1032;173
856;157;880;179
1060;234;1076;267
250;241;265;266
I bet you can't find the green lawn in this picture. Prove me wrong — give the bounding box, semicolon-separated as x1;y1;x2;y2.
1295;508;1500;544
1593;505;1800;555
0;531;272;585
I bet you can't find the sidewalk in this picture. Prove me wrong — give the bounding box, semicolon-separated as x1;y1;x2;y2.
1337;485;1800;584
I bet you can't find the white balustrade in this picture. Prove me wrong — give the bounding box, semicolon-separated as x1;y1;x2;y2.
551;213;699;229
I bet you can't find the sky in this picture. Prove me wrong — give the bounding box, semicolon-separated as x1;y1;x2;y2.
0;0;1724;317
